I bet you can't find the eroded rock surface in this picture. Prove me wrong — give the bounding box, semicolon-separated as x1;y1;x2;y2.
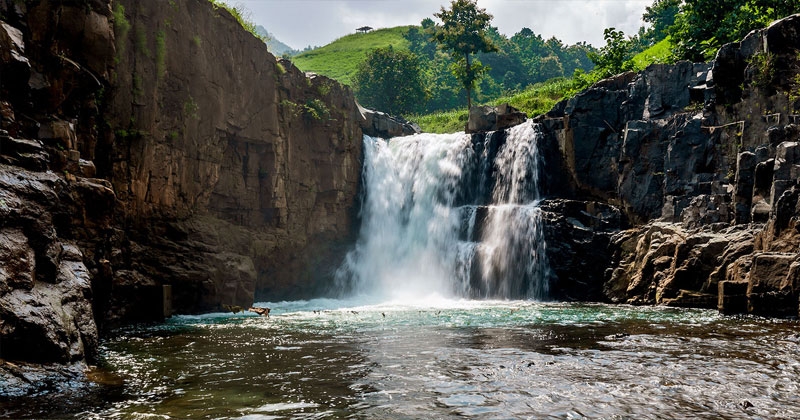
538;14;800;317
0;0;365;394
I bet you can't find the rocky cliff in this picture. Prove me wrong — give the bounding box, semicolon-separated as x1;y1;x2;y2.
104;0;363;320
538;14;800;317
0;0;365;392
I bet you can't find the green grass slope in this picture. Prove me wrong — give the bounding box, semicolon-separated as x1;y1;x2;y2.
411;78;574;133
291;26;412;86
631;38;674;71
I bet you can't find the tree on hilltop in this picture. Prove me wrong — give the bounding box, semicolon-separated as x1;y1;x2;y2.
429;0;497;109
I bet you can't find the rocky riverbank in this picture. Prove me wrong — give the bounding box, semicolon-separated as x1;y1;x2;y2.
0;0;395;394
536;14;800;317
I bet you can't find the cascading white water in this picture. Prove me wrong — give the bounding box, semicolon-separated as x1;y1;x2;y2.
335;120;550;301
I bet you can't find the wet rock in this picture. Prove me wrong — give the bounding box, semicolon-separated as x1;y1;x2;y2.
734;151;756;223
0;360;87;398
0;133;48;171
661;289;717;308
718;280;748;315
604;223;761;307
0;241;97;364
539;199;624;301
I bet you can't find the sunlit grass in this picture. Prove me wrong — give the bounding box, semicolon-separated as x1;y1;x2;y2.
630;37;674;71
410;78;574;133
291;26;412;86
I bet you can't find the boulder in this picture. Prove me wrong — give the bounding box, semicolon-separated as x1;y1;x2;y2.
746;253;798;317
359;104;421;138
466;103;527;134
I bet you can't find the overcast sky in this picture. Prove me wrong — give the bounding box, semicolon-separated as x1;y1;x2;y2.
232;0;652;50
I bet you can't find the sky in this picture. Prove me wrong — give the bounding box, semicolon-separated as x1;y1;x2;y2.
233;0;652;50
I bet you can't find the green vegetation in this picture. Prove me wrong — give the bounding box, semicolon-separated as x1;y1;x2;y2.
183;96;199;119
410;109;469;134
668;0;800;61
411;77;573;133
208;0;267;42
288;0;799;133
303;99;330;121
430;0;498;109
292;26;411;86
132;73;144;99
155;30;167;78
112;3;130;59
354;46;427;116
589;28;634;78
497;78;574;116
750;52;776;88
289;14;596;116
630;38;673;71
134;23;150;57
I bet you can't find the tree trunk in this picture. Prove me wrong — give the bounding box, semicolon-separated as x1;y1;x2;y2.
465;53;472;109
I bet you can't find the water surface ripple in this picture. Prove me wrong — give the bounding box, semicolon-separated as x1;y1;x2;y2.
27;300;790;419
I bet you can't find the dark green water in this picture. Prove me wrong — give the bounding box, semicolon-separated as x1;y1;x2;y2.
8;299;800;419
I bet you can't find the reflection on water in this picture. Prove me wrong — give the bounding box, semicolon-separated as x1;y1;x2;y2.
8;299;800;419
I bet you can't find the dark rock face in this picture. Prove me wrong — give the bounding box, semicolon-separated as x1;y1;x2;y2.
104;0;364;313
539;199;625;301
0;0;364;393
537;14;800;317
0;0;116;381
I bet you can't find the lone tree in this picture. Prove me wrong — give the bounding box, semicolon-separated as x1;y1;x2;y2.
429;0;497;109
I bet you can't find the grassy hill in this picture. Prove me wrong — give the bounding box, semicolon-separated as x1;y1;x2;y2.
290;26;412;86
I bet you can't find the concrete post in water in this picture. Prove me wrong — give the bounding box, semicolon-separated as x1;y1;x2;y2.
163;285;173;318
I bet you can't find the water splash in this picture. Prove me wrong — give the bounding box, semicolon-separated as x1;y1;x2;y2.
336;120;550;301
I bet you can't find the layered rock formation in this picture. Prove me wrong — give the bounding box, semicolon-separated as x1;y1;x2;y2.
0;0;120;394
538;14;800;317
0;0;364;392
105;0;363;319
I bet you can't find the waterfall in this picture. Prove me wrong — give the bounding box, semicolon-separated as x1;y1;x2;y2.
335;120;550;301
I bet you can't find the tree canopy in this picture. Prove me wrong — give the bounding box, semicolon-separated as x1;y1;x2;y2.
353;46;427;116
669;0;800;61
429;0;498;109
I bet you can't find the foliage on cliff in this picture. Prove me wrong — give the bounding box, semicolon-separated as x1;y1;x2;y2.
669;0;800;60
209;0;267;42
